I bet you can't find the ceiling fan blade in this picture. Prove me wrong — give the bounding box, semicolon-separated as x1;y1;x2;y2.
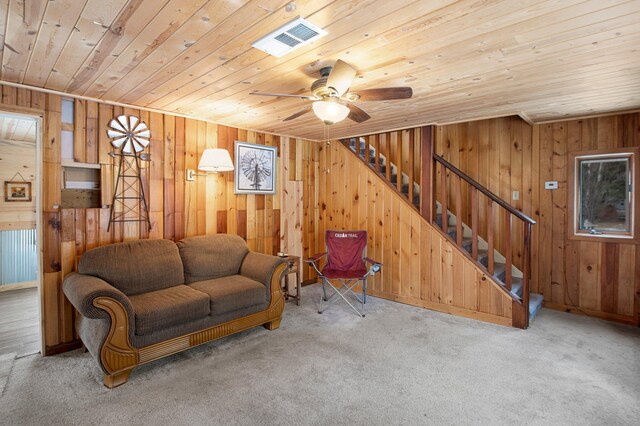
283;107;312;121
350;87;413;101
251;92;316;100
347;103;371;123
327;60;356;97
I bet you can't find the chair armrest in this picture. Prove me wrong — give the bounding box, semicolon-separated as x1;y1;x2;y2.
304;252;327;263
239;252;286;288
364;257;382;275
63;272;135;321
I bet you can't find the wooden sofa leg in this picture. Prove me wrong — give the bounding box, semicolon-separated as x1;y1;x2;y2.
263;318;282;330
104;369;133;389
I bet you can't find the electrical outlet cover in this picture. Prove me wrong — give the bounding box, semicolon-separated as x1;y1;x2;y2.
545;181;558;189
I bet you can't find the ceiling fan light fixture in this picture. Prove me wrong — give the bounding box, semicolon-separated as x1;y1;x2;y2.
312;100;349;125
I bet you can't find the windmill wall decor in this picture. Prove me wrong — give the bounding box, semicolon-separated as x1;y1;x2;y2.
234;141;277;195
106;115;152;231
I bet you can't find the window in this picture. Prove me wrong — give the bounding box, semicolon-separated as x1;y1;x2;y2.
569;148;639;243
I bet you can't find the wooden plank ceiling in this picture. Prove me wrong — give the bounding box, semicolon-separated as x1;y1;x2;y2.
0;115;36;143
0;0;638;140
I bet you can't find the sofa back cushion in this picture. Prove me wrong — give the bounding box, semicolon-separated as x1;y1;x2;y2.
177;234;249;284
78;239;184;296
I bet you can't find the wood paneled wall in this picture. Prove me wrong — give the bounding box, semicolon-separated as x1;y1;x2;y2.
435;117;532;271
0;83;309;354
0;138;36;230
436;114;640;325
306;139;515;326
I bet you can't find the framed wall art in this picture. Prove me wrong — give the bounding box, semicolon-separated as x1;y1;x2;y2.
4;180;32;202
234;141;277;195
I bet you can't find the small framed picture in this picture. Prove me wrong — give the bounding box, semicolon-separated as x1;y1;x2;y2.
234;141;277;194
4;181;32;202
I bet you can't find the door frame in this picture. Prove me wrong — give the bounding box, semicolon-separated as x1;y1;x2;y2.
0;107;45;356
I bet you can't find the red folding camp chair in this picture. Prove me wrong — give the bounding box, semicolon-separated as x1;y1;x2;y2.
305;230;381;317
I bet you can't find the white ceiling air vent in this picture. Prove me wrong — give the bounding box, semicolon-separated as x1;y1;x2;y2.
252;17;327;58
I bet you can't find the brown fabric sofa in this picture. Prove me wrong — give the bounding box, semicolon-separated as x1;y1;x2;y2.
63;234;287;388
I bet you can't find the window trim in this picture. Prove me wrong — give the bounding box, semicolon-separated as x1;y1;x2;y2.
568;147;639;244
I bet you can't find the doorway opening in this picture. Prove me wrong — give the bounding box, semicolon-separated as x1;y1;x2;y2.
0;111;42;359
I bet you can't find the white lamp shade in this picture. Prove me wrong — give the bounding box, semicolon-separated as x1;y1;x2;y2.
312;100;350;125
198;148;234;172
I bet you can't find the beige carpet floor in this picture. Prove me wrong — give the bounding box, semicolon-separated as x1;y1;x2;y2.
0;352;16;397
0;284;639;425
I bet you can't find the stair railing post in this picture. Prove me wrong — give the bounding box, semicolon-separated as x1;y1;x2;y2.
408;129;415;205
504;212;512;292
487;200;494;275
440;162;448;232
372;134;380;173
420;126;434;223
396;131;403;193
523;222;531;326
455;175;462;246
471;187;479;260
383;133;391;182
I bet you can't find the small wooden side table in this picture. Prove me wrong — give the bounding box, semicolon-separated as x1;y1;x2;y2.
281;255;301;305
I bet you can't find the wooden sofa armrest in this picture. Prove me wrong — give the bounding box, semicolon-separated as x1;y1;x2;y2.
63;273;138;386
263;262;288;329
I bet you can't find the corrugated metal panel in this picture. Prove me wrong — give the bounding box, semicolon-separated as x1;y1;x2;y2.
0;229;37;285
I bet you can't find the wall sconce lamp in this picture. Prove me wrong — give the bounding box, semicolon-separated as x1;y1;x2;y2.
186;148;234;181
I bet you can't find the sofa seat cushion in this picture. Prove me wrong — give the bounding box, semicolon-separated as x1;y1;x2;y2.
129;285;210;336
189;275;266;315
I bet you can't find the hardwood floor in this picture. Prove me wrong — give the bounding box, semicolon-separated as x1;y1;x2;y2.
0;287;41;356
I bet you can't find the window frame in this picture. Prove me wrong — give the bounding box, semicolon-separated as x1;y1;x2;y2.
568;147;639;244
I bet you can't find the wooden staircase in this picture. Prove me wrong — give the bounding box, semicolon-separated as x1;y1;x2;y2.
344;131;543;328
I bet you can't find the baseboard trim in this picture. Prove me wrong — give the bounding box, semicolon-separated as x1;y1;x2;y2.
44;340;82;356
367;289;513;327
0;281;38;292
543;302;638;326
302;278;318;287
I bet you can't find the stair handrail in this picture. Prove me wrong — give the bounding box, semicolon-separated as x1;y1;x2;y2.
433;153;535;328
434;155;536;225
340;132;536;329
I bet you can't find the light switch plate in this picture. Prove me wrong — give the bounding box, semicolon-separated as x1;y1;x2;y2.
512;191;519;201
545;181;558;190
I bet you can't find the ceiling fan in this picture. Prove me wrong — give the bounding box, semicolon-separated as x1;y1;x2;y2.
250;59;413;125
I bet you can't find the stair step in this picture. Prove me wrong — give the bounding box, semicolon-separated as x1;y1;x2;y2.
491;262;506;282
510;277;523;298
529;293;544;321
447;227;475;243
461;237;473;251
435;213;453;228
477;249;488;262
